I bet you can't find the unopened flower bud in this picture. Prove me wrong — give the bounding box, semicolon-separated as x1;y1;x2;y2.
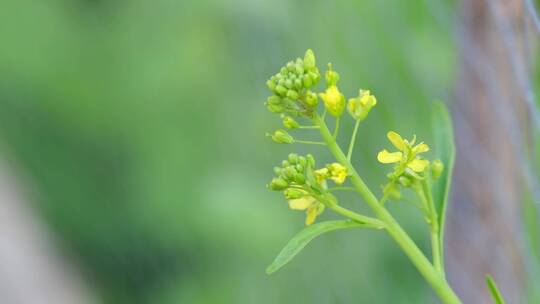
284;79;293;89
271;129;294;144
293;173;306;185
302;75;313;88
267;103;284;113
284;188;307;199
305;91;318;107
298;156;307;167
431;160;444;180
325;63;340;86
284;166;297;179
282;115;300;129
286;90;299;100
288;153;299;164
287;61;295;72
273;166;283;175
275;85;287;96
269;178;288;190
303;49;316;70
320;86;345;117
347;89;377;121
306;154;316;167
266;79;276;91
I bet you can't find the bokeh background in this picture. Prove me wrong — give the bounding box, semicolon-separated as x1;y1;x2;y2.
0;0;537;303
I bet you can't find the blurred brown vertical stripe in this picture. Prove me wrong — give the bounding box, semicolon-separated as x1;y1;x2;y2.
449;0;529;302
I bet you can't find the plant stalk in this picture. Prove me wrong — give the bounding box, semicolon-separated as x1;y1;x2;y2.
313;113;460;304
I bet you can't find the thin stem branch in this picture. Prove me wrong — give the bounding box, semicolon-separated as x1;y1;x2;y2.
293;140;326;145
333;116;340;139
298;125;320;129
347;119;361;161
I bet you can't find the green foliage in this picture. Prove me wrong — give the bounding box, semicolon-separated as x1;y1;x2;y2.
266;220;372;274
431;101;456;265
485;275;506;304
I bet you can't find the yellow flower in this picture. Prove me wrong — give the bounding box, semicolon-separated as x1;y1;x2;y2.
314;167;329;184
377;131;430;173
348;89;377;121
328;163;347;185
319;86;345;117
288;196;324;225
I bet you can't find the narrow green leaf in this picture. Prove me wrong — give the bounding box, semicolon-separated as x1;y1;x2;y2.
431;101;456;265
486;275;506;304
266;220;373;274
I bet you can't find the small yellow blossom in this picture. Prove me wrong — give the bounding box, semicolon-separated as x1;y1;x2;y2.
348;89;377;121
314;167;329;184
328;163;348;184
319;86;345;117
288;196;323;225
377;131;430;173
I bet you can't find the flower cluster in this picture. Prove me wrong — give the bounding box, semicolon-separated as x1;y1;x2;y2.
265;50;321;117
268;153;348;225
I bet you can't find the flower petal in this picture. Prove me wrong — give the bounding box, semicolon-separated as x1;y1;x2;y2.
413;143;429;154
387;131;405;151
377;150;403;163
305;205;318;225
288;197;315;210
407;159;430;172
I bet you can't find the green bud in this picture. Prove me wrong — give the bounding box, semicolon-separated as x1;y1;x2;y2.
285;79;293;89
295;62;304;75
280;67;288;75
306;154;315;167
284;188;306;199
298;156;307;167
281;160;290;167
288;153;299;164
293;173;306;185
266;79;276;91
275;85;287;96
267;96;281;105
305;91;318;107
282;115;300;129
287;61;295;72
431;160;444;180
273;167;283;175
269;178;288;190
325;63;340;86
286;90;299;100
267;103;284;113
304;49;316;70
284;166;297;179
271;129;294;144
294;78;302;90
302;75;313;88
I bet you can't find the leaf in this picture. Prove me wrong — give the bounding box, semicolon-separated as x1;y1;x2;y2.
431;101;456;265
266;220;373;274
485;275;506;304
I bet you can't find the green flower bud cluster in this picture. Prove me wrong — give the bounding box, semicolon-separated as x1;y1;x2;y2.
268;153;315;191
265;49;321;117
269;129;294;144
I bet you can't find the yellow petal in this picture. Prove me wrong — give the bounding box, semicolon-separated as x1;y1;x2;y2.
387;131;405;151
288;197;315;210
407;159;430;172
413;143;429;154
377;150;403;164
305;205;318;225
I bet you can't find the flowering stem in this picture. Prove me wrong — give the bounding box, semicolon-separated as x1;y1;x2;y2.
347;119;361;161
293;140;326;145
333;116;340;139
327;187;357;192
312;113;460;304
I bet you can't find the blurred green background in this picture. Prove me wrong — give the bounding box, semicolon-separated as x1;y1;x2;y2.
0;0;457;303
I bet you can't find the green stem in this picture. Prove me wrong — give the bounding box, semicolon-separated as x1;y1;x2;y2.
347;119;361;161
298;125;320;129
313;114;460;304
421;178;444;277
329;204;385;228
327;187;357;193
294;140;326;145
333;116;340;139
